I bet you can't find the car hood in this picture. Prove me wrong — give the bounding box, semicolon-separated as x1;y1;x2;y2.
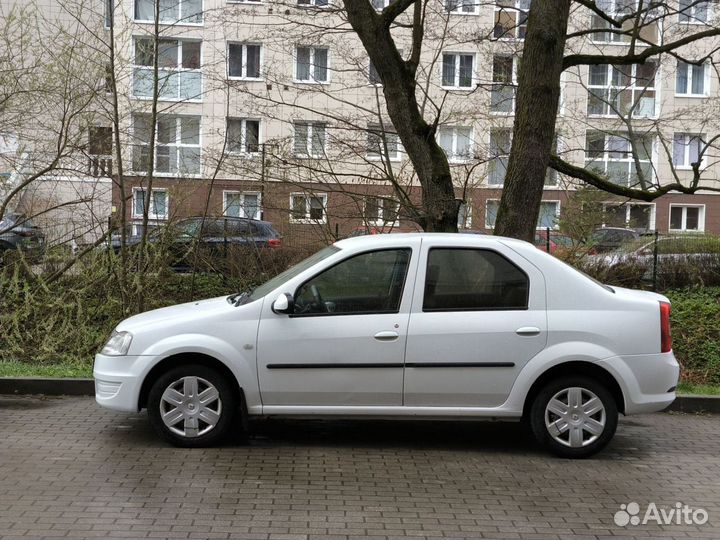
116;296;234;333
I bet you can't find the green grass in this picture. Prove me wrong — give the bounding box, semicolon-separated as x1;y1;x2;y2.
0;361;92;378
677;382;720;396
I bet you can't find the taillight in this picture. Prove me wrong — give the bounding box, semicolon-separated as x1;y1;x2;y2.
268;238;282;248
660;301;672;353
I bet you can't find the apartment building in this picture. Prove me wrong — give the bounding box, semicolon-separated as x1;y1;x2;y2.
89;0;720;240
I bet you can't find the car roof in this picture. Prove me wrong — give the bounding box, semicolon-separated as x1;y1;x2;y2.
334;232;532;250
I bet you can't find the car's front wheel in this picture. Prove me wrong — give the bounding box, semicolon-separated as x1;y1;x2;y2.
530;376;618;458
147;365;237;447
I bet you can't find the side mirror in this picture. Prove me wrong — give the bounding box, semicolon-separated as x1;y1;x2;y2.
271;293;294;314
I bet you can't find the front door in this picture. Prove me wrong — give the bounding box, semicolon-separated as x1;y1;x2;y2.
257;243;419;407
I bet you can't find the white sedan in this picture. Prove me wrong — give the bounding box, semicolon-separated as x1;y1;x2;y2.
94;233;679;458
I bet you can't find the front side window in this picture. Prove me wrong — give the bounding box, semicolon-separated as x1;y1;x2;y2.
133;188;168;220
438;126;473;162
585;130;653;187
673;133;705;168
423;248;529;311
133;37;202;101
587;62;657;118
441;53;474;89
228;43;261;79
367;124;400;160
669;205;704;231
134;0;202;24
295;46;329;83
294;249;411;315
494;0;530;38
132;114;201;175
224;192;261;219
293;121;327;157
227;118;260;154
488;128;511;185
676;61;707;95
290;193;327;223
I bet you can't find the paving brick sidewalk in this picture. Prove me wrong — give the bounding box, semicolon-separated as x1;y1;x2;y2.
0;395;718;540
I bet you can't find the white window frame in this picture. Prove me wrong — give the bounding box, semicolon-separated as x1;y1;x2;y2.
289;193;328;224
223;190;262;220
371;0;391;9
368;58;382;86
367;124;401;161
293;121;327;158
678;0;710;24
132;187;169;220
672;132;706;169
493;0;530;39
584;130;655;187
675;60;709;97
589;0;645;44
134;0;203;25
458;201;472;229
536;200;561;230
601;202;656;230
438;125;474;163
441;52;475;90
446;0;480;15
296;0;330;7
487;128;512;186
587;62;658;118
227;42;263;80
490;54;518;114
132;37;203;102
363;196;400;227
669;204;705;232
294;46;331;84
226;118;262;155
131;114;202;177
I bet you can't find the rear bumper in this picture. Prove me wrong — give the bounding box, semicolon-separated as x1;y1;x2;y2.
597;352;680;414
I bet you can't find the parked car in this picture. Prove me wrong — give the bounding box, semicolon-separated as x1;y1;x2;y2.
108;217;282;254
589;227;640;253
94;233;679;458
0;213;46;261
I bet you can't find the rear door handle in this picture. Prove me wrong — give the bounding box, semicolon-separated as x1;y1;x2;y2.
516;327;540;336
374;331;399;341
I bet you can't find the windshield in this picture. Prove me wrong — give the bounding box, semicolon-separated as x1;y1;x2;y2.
241;245;341;304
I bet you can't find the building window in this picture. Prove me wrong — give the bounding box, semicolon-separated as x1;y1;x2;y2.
227;118;260;154
588;62;657;118
293;121;327;157
132;114;201;176
676;61;707;96
133;38;202;101
134;0;202;24
441;53;474;89
603;202;655;231
224;191;261;219
445;0;479;15
537;201;559;229
669;205;704;231
494;0;529;39
458;201;472;229
297;0;329;6
485;200;499;229
228;43;261;79
438;126;472;162
679;0;708;23
88;126;113;177
290;193;327;223
488;129;511;185
368;58;381;85
363;197;399;226
673;133;705;168
295;46;329;83
132;188;168;220
367;124;400;160
371;0;390;8
490;55;516;113
105;0;114;28
229;0;262;3
585;131;653;187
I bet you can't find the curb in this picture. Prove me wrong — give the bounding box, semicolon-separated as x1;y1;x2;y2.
1;378;719;414
0;377;94;396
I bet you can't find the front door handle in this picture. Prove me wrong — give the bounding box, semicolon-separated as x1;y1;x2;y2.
516;327;541;336
374;331;399;341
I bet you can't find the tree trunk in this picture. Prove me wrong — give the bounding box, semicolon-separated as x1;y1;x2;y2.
493;0;571;241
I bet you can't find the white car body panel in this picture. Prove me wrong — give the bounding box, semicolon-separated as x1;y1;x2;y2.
93;233;679;422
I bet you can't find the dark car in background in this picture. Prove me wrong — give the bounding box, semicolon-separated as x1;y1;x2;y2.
0;213;46;261
590;227;640;253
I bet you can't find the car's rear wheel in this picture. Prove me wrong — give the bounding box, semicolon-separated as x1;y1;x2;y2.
147;365;237;447
530;376;618;458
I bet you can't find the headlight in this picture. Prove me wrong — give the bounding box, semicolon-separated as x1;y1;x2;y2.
100;330;133;356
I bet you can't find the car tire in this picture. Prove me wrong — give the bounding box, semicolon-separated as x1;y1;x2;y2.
530;376;618;459
147;364;238;448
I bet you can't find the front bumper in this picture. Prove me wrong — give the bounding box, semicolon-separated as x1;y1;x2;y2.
597;351;680;414
93;354;147;412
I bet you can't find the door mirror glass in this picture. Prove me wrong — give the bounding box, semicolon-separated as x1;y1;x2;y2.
271;293;294;314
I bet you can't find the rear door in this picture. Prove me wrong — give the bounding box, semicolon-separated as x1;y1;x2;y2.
403;242;547;407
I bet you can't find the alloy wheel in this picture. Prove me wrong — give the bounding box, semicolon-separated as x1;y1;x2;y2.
544;386;606;448
159;376;222;438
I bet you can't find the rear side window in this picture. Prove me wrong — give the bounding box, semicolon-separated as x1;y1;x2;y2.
423;248;529;311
